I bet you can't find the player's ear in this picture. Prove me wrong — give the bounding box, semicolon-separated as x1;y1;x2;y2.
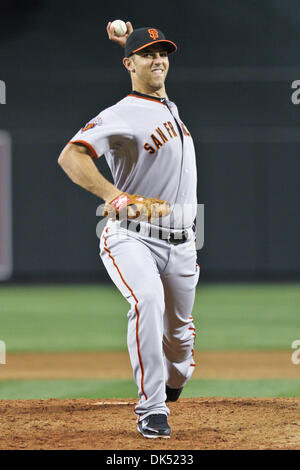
123;57;135;73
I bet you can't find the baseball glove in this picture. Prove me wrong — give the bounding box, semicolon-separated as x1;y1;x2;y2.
103;192;171;221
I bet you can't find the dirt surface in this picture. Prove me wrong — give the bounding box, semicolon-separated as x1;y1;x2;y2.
0;397;300;450
0;350;299;450
1;350;298;379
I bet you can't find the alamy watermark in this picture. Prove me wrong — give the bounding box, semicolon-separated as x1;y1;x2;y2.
96;203;204;250
0;80;6;104
291;80;300;105
291;340;300;365
0;340;6;364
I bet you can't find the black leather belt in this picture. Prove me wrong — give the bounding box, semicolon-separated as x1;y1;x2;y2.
120;220;195;245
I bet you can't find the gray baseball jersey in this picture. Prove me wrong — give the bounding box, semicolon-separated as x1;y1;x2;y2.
70;91;197;229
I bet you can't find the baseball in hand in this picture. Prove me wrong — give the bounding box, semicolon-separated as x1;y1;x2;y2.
111;19;127;37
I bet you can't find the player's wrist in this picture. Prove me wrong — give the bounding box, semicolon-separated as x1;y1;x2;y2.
104;189;123;204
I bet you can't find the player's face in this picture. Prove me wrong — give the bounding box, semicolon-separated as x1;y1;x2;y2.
132;45;169;91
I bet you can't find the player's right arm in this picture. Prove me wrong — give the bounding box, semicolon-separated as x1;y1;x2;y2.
58;142;121;202
106;21;133;48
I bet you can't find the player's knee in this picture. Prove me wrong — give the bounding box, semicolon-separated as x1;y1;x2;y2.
139;289;165;315
163;333;193;361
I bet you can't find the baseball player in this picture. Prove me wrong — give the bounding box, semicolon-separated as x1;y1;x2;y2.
58;23;199;439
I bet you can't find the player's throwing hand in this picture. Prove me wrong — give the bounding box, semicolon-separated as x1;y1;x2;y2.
106;21;133;48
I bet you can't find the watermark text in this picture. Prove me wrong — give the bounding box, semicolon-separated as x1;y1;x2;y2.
291;80;300;105
291;340;300;365
0;80;6;104
96;203;204;250
0;340;6;364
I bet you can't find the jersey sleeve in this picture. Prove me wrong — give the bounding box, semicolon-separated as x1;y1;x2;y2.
69;109;133;159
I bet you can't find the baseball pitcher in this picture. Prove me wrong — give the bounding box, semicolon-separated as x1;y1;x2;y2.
58;22;199;439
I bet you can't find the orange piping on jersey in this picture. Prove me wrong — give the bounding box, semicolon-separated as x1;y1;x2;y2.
132;39;177;54
69;140;98;159
188;327;196;331
190;363;196;367
127;94;166;105
102;229;148;401
81;123;95;132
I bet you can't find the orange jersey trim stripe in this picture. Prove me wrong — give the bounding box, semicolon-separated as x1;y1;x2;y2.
102;229;148;401
69;140;98;159
127;94;166;106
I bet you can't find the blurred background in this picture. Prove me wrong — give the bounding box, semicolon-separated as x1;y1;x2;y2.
0;0;299;400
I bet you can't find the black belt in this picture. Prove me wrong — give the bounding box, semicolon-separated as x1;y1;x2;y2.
120;220;195;245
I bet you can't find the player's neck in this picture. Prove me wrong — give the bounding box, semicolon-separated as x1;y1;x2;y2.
132;84;168;100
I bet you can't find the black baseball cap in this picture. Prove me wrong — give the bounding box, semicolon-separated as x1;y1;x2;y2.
124;27;177;57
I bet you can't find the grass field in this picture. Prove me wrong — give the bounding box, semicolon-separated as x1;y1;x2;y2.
0;379;299;400
0;283;299;399
1;283;299;351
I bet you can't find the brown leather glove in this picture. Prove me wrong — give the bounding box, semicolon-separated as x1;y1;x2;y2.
103;192;171;221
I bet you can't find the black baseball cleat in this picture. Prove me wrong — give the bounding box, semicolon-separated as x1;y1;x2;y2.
165;384;183;402
137;414;171;439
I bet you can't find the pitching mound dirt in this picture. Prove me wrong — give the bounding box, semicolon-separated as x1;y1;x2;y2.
0;397;300;450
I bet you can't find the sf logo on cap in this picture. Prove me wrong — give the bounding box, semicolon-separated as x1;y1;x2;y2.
148;29;159;40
